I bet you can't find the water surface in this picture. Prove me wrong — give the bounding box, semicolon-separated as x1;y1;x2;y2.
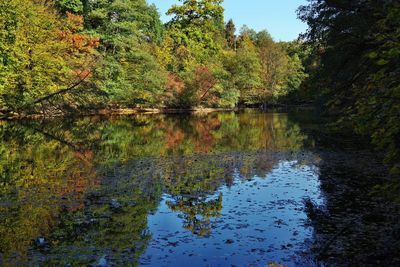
0;110;396;266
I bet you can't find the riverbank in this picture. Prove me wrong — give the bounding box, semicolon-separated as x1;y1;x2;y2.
0;105;317;121
0;107;238;121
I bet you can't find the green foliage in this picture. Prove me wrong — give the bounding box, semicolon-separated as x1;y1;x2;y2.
254;31;288;102
0;112;309;264
0;0;308;113
163;0;225;71
279;42;308;100
299;0;400;171
84;0;167;107
167;0;224;32
225;19;236;49
0;0;97;113
284;53;308;94
222;35;262;105
56;0;84;13
161;0;236;108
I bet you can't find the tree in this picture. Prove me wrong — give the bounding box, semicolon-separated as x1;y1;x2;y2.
167;0;224;31
84;0;167;107
255;31;288;102
56;0;84;13
298;0;400;172
165;0;225;69
225;19;236;50
238;25;257;43
223;31;262;105
0;0;97;114
284;53;307;95
0;0;310;113
160;0;227;108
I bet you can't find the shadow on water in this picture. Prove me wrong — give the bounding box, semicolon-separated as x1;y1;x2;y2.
290;110;400;266
0;110;398;266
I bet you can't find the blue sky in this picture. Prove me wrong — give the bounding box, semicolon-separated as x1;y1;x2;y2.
147;0;308;41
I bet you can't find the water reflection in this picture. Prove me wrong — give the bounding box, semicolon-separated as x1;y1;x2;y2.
142;154;322;267
1;111;319;266
0;122;100;266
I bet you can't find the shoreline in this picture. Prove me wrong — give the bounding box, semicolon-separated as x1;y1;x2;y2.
0;107;236;121
0;104;316;121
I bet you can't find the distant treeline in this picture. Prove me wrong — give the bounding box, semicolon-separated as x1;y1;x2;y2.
0;0;308;115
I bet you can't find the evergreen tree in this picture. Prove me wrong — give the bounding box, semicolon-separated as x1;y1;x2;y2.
225;19;236;50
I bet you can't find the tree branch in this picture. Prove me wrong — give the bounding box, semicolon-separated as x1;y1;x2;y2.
199;83;216;101
33;70;91;105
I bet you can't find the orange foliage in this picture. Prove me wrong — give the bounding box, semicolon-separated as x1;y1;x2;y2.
166;128;186;149
58;13;99;53
73;69;92;79
166;73;185;96
165;67;219;107
56;13;100;81
193;117;221;153
59;150;100;212
191;66;218;104
194;67;216;95
66;12;84;33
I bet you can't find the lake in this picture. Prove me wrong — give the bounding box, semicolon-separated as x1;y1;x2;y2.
0;110;398;266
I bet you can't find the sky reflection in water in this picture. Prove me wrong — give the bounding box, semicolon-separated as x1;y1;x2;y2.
144;160;322;267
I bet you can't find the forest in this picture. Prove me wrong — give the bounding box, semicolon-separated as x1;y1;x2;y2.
0;0;308;113
0;0;399;168
1;1;400;265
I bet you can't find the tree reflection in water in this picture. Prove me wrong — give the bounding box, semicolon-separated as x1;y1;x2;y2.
0;110;312;265
167;194;223;237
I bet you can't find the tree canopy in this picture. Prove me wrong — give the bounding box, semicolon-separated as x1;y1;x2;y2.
0;0;308;114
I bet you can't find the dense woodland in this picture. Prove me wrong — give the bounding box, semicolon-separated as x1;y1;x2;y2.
0;0;399;170
0;0;308;114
